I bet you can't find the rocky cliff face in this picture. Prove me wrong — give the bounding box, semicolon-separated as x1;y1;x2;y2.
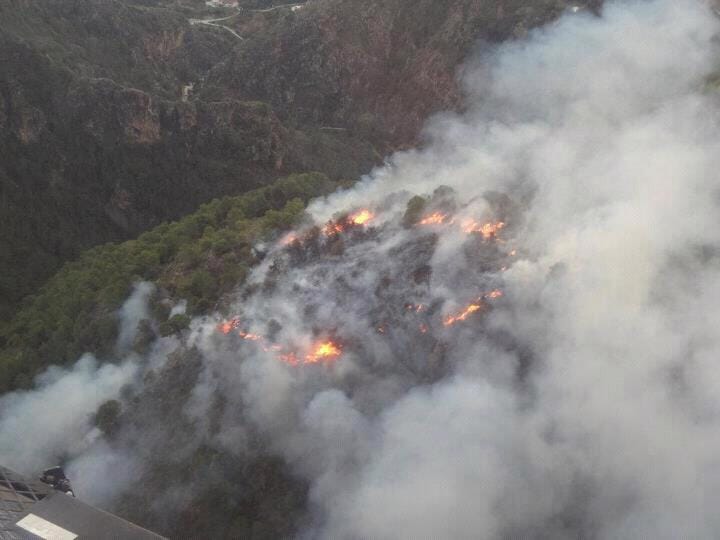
0;0;598;319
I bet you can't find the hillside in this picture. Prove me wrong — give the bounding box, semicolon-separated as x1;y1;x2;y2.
0;172;336;392
0;1;620;538
0;0;596;321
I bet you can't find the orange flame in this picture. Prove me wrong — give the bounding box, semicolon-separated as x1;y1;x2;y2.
305;341;342;364
216;321;342;366
350;209;374;225
323;210;375;236
484;289;504;300
443;303;482;326
443;290;503;327
322;222;345;236
419;212;448;225
280;233;299;246
218;318;241;335
419;213;505;240
463;220;506;239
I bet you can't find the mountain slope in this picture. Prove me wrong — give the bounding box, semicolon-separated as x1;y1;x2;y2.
0;1;626;538
0;0;596;321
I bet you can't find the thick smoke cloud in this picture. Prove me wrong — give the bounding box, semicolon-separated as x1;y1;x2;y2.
4;1;720;538
242;1;720;537
0;355;138;473
116;281;155;354
0;282;172;504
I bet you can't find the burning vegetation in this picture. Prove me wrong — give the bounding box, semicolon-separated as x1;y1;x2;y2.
216;319;343;366
215;190;515;371
418;211;506;240
349;209;374;226
461;219;506;239
443;290;504;327
321;209;376;237
305;341;343;364
419;212;449;225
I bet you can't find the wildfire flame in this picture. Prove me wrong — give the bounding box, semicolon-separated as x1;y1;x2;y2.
462;220;506;239
305;341;342;364
443;290;504;327
322;222;345;236
419;212;448;225
218;318;241;335
216;320;342;366
322;209;375;236
443;303;482;326
349;209;374;225
419;212;505;240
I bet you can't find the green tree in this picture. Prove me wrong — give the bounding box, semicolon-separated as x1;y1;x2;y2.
93;399;122;436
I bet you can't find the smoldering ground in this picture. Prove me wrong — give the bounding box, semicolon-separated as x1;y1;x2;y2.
4;1;720;538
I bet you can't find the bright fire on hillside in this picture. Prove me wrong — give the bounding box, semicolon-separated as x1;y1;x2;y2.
349;209;374;225
443;303;482;326
322;222;345;236
218;318;241;335
484;290;503;300
305;341;343;364
216;319;343;366
419;212;505;240
419;212;448;225
462;220;506;239
443;290;504;327
321;209;375;236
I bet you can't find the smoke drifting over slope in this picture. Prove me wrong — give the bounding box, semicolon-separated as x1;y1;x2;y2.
0;283;177;504
4;1;720;537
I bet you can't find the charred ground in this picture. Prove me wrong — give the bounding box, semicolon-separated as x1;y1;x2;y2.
84;186;524;538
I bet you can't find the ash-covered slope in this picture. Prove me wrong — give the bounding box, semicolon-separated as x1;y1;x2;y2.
4;1;720;538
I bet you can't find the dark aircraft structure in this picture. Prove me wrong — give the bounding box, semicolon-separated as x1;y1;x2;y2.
0;465;165;540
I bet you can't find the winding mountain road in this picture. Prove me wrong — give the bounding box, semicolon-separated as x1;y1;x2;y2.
189;3;305;41
189;11;244;40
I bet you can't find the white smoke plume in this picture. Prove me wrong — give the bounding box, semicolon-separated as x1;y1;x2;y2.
4;1;720;538
0;281;170;504
0;355;137;473
206;1;720;537
116;281;155;354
